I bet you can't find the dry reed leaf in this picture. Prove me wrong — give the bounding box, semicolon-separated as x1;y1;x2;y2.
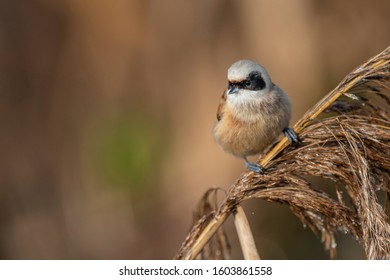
175;46;390;260
175;188;231;260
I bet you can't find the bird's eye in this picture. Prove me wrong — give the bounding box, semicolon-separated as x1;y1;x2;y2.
245;80;252;87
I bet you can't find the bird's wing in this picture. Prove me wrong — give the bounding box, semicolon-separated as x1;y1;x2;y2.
216;90;227;122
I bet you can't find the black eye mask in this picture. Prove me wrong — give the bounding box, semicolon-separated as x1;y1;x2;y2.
228;71;266;91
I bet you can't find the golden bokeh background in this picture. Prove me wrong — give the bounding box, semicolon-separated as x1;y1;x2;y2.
1;0;389;259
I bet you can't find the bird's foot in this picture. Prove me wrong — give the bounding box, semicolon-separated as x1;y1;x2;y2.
283;127;301;145
244;158;265;174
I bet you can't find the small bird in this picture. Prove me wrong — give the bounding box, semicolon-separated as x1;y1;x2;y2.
213;60;299;173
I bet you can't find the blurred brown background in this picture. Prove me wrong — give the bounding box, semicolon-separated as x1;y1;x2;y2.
0;0;389;259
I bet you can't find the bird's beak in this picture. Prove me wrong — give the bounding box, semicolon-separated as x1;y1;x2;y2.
227;87;239;95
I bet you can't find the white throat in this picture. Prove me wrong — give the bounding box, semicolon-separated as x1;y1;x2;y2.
227;89;268;122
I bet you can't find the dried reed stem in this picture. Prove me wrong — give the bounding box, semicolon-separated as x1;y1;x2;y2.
233;206;260;260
